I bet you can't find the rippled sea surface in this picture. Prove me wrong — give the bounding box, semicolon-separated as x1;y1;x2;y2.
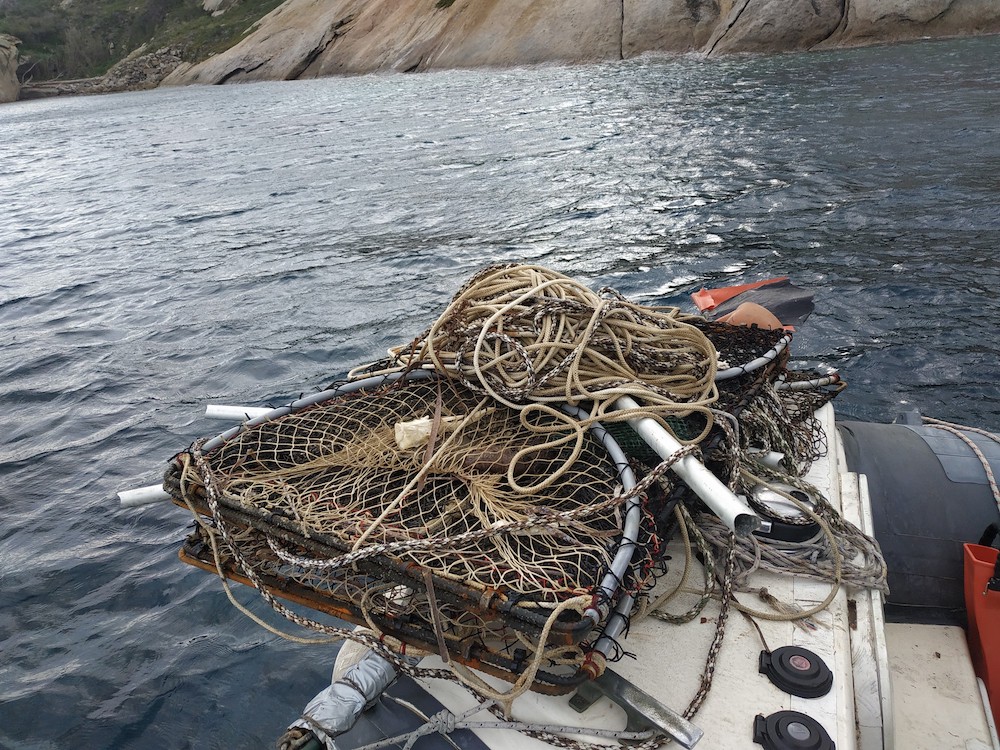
1;36;998;748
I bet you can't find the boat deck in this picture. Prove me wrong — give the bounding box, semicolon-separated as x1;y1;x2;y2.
380;405;998;749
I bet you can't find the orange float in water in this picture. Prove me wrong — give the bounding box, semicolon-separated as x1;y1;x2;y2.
716;302;784;331
691;276;790;312
690;277;814;331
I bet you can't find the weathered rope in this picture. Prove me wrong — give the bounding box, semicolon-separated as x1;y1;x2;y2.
168;264;887;750
362;264;722;496
336;700;659;750
923;416;1000;514
683;533;737;720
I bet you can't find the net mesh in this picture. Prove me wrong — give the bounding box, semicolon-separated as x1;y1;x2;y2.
175;378;623;604
166;263;859;696
167;375;639;691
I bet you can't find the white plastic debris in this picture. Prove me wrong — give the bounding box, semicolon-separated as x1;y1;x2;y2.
393;415;464;450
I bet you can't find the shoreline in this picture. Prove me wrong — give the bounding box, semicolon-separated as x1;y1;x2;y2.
8;19;1000;102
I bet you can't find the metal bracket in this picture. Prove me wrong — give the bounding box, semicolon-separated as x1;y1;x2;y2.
571;669;704;748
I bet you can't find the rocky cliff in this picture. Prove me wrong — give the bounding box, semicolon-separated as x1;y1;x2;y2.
0;34;20;104
17;47;186;100
163;0;1000;87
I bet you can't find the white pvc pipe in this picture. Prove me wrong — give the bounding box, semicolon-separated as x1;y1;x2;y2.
119;407;268;508
614;396;760;536
748;449;786;469
120;371;437;509
118;484;171;508
201;371;433;453
205;404;273;420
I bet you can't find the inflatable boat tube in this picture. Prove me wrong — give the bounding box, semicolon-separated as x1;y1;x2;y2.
838;412;1000;626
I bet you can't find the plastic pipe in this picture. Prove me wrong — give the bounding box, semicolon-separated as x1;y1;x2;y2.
613;396;759;537
592;593;635;654
748;449;785;469
201;370;433;453
118;484;171;508
119;370;436;508
774;374;840;391
560;404;639;629
205;404;273;420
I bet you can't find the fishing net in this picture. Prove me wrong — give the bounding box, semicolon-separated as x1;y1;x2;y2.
167;373;641;692
166;263;871;700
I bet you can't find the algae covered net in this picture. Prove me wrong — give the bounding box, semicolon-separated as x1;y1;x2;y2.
166;263;866;695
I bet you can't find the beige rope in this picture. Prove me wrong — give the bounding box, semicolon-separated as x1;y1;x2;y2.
923;416;1000;513
377;264;721;494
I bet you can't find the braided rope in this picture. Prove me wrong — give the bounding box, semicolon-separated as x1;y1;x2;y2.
339;701;658;750
683;534;737;720
166;265;885;750
923;416;1000;514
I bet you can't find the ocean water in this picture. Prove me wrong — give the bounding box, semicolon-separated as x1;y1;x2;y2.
1;35;998;748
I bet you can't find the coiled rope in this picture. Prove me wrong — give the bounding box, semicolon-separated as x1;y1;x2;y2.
355;264;721;497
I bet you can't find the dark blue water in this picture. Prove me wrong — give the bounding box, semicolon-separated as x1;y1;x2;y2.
1;36;998;748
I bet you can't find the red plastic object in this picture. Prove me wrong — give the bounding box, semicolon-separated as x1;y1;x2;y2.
964;542;1000;728
691;277;789;312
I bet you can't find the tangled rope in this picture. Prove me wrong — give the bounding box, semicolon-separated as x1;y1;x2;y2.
165;263;891;750
365;263;720;438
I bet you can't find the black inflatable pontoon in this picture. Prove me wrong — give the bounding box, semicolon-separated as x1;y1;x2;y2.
839;412;1000;626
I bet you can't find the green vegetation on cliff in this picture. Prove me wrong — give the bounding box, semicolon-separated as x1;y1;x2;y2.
0;0;284;81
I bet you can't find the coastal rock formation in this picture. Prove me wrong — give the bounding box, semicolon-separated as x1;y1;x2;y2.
705;0;845;55
818;0;1000;48
151;0;1000;88
164;0;624;85
622;0;721;56
0;34;20;104
705;0;1000;53
102;46;185;90
19;46;184;100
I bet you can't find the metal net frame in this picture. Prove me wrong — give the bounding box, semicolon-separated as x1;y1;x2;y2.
167;374;645;692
